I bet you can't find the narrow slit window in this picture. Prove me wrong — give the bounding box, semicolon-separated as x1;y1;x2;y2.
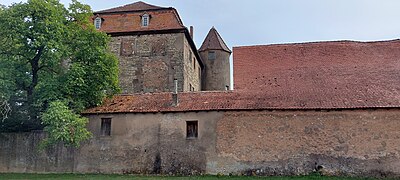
208;51;216;60
142;14;149;27
186;121;198;139
94;17;102;30
101;118;111;136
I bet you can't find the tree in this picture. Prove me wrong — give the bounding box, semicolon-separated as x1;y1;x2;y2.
0;0;119;147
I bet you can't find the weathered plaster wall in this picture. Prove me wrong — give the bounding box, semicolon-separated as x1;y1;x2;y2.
200;50;230;91
214;110;400;177
1;109;400;177
77;111;220;174
0;132;75;173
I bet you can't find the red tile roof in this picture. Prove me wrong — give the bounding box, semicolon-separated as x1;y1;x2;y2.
199;27;231;53
83;89;400;114
234;40;400;109
95;1;166;14
84;39;400;114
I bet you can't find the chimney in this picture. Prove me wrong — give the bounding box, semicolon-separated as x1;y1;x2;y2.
189;26;194;39
172;79;179;106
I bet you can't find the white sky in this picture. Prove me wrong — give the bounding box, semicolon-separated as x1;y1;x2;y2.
2;0;400;49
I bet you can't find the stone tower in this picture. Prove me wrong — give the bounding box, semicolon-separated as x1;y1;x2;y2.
93;2;203;94
199;27;231;91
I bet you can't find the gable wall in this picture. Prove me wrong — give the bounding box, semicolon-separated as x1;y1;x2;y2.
95;9;183;33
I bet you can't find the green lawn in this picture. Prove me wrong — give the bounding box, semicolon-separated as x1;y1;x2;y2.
0;173;385;180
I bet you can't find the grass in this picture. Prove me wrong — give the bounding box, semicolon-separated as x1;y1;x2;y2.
0;173;385;180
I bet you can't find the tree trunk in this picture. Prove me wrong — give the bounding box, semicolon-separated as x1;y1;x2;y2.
27;46;44;123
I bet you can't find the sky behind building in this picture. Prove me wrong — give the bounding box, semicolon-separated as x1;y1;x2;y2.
2;0;400;49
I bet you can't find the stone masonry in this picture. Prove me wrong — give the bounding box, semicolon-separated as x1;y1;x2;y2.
1;109;400;177
110;32;201;94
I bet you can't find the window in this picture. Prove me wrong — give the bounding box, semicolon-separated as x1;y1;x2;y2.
208;51;216;60
186;121;198;139
198;67;201;80
193;58;196;69
94;17;102;30
141;14;149;27
101;118;111;136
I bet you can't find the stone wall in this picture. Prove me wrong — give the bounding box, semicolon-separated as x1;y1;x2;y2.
110;32;201;94
200;50;230;91
214;110;400;177
183;38;201;92
1;109;400;177
0;132;75;173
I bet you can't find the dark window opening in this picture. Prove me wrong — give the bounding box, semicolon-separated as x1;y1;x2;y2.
208;51;216;60
101;118;111;136
186;121;198;139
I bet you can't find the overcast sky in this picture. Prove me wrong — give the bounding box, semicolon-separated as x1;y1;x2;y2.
2;0;400;49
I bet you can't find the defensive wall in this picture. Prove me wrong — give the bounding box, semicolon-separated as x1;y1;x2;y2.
1;109;400;177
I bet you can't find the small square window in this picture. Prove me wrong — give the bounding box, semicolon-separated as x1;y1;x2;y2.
101;118;111;136
186;121;198;139
208;51;216;60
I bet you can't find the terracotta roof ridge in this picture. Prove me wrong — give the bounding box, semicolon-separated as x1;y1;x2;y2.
118;90;234;96
95;1;169;14
233;39;400;49
199;27;231;53
214;27;232;53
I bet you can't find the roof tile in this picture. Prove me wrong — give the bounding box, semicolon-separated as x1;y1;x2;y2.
84;40;400;114
95;1;166;14
199;27;231;53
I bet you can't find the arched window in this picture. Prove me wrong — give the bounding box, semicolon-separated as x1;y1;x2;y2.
94;17;102;30
141;14;149;27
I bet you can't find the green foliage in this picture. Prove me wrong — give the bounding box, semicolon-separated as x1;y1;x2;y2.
41;101;91;148
0;0;119;146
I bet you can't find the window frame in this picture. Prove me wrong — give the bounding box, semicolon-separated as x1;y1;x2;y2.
186;120;198;139
100;118;112;136
141;14;150;27
94;17;102;30
208;51;216;60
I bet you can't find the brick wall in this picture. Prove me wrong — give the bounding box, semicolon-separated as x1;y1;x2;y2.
95;9;183;33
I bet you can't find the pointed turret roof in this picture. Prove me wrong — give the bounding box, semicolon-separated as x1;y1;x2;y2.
95;1;168;14
199;27;231;53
